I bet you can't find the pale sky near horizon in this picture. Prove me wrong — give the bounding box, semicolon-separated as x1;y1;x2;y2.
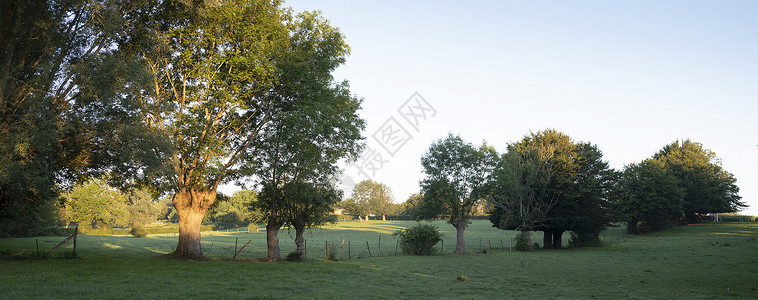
228;1;758;215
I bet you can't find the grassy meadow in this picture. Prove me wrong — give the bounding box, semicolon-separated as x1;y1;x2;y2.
1;220;756;299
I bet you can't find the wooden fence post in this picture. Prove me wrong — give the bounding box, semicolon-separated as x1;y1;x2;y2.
348;241;351;259
341;239;345;260
233;240;251;258
366;241;371;256
378;236;381;257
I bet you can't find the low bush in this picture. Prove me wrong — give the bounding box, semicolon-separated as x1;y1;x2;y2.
514;232;532;251
568;231;602;247
285;251;304;262
130;224;148;238
393;223;443;255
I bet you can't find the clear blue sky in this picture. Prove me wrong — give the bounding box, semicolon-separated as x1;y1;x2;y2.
279;0;757;214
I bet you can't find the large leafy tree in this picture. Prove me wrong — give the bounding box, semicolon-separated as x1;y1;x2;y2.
207;190;262;229
617;159;685;233
345;181;375;221
283;181;342;259
112;0;292;259
418;134;497;254
488;146;554;247
0;0;137;236
653;140;743;223
492;130;614;249
345;180;393;221
252;11;364;261
64;178;129;229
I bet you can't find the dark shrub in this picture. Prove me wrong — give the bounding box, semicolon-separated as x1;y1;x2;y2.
394;223;443;255
514;232;532;251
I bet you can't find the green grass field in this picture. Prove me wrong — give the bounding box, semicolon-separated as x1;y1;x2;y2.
1;221;756;299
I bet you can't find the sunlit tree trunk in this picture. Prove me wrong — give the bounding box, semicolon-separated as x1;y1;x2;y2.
171;189;215;259
266;220;284;261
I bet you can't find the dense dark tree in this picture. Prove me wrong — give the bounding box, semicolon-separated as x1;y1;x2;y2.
490;130;614;248
617;159;685;233
418;134;497;254
653;140;744;223
400;193;425;219
0;0;139;236
488;146;554;247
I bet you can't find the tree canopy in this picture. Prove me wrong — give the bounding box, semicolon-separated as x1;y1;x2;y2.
418;133;497;254
489;129;615;248
653;140;744;223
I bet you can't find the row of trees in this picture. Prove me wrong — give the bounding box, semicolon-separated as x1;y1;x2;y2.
339;180;397;221
1;0;365;261
60;178;266;234
410;130;743;254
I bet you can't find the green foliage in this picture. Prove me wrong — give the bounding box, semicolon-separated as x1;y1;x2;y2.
400;193;425;219
394;223;444;256
419;134;497;221
325;243;339;261
125;189;164;227
0;0;136;237
618;159;685;233
716;213;757;222
653;140;744;223
513;232;533;251
568;231;602;248
208;190;261;230
130;224;148;238
64;178;128;229
345;180;394;220
489;146;553;233
285;251;305;262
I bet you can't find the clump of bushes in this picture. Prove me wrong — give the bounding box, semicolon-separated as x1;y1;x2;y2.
568;231;602;248
326;243;339;261
394;223;443;255
514;232;533;251
130;224;148;238
285;251;304;262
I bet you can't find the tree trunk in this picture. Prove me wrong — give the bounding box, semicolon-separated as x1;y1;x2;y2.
627;219;639;234
542;230;553;249
382;214;386;221
171;189;215;260
552;229;564;249
266;221;283;261
452;220;468;254
521;230;533;248
294;223;306;259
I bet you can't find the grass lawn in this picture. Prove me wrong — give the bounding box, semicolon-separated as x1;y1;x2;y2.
1;221;756;299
